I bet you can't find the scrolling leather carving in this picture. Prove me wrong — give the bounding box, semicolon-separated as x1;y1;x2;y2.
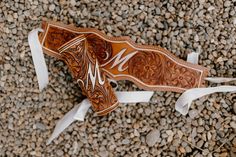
59;35;119;116
86;34;113;65
43;26;78;52
128;51;199;88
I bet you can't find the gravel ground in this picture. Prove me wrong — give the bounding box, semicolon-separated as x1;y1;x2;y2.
1;0;236;156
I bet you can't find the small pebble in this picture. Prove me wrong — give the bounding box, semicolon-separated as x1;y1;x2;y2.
146;129;160;147
56;150;64;156
49;4;55;11
4;64;11;70
230;121;236;129
122;139;130;145
189;110;198;119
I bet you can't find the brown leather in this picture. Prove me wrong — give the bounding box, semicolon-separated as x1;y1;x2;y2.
39;20;208;93
58;35;118;116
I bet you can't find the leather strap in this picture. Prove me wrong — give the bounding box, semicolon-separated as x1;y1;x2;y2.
39;20;208;93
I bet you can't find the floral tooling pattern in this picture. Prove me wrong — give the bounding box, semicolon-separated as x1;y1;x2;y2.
87;34;113;65
61;35;118;115
128;51;200;89
44;26;78;52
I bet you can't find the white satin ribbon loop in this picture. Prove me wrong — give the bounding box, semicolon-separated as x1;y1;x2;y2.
116;91;154;103
73;99;91;121
47;102;82;145
28;29;49;91
205;77;236;83
47;91;154;144
176;86;236;115
74;91;154;121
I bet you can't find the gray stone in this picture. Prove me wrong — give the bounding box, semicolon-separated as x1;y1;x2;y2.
4;64;11;70
7;15;14;22
122;139;130;145
189;110;198;119
35;122;46;130
197;140;204;147
56;150;64;156
98;151;109;157
70;0;76;6
146;129;160;147
230;121;236;129
208;6;215;11
168;6;175;13
224;1;231;7
49;4;55;11
178;19;184;27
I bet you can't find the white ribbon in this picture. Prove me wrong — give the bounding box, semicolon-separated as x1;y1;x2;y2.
182;52;236;115
47;91;154;145
47;102;81;145
28;29;48;91
205;77;236;83
175;86;236;115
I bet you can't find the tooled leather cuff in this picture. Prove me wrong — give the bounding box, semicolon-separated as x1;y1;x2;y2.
38;20;209;114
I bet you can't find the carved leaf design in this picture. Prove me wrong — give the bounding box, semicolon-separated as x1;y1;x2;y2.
87;34;113;65
60;35;118;115
44;26;77;51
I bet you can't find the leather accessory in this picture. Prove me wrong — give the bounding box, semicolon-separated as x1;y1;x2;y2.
28;21;236;144
39;20;208;94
